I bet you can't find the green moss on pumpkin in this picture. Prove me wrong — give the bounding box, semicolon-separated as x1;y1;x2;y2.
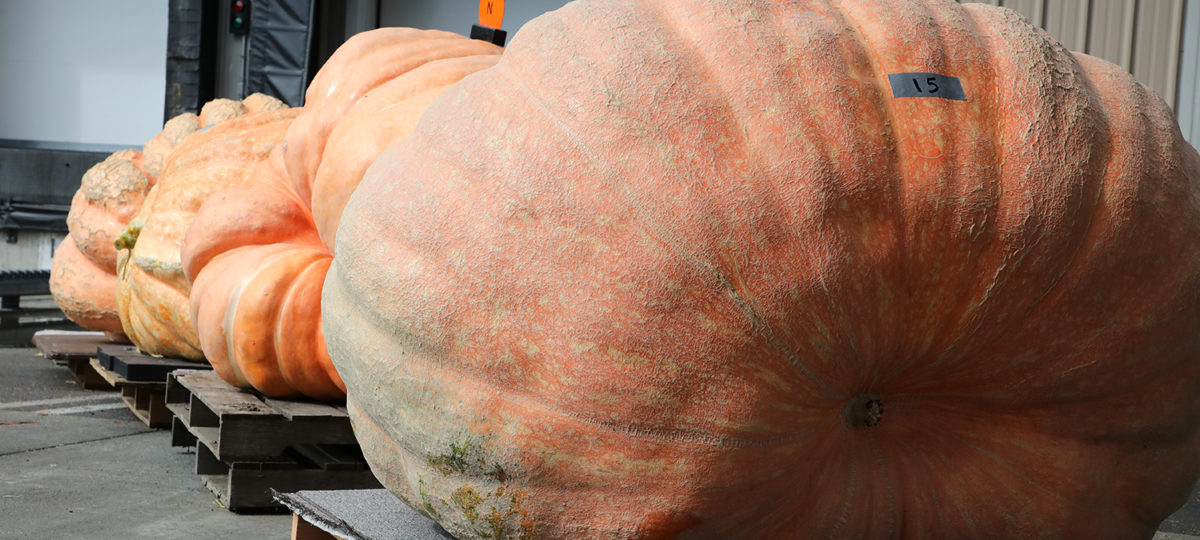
452;486;483;521
419;440;534;539
426;439;508;482
417;477;441;519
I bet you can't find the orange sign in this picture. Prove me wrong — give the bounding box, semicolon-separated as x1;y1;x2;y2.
479;0;505;29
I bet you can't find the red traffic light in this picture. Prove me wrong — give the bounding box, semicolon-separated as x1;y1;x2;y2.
232;0;245;13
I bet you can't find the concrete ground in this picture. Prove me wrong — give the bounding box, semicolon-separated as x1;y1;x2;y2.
0;346;291;540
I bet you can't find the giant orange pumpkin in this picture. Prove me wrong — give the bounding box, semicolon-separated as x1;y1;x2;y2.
50;149;153;338
50;95;282;338
322;0;1200;537
118;104;297;360
180;29;501;398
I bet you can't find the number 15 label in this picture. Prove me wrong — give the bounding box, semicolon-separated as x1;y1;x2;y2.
888;73;966;101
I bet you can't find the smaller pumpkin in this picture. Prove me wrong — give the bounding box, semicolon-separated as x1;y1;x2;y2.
180;28;502;398
50;94;286;339
141;113;201;181
184;148;341;398
282;27;503;204
50;149;154;339
49;236;125;337
117;102;297;360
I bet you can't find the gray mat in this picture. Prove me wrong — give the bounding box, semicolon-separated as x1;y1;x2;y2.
273;489;455;540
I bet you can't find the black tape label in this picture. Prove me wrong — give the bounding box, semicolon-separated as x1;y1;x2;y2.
888;73;966;101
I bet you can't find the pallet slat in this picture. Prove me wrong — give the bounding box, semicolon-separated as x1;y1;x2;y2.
204;467;381;512
264;397;350;421
65;357;116;390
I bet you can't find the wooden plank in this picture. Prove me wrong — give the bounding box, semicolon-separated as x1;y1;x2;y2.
166;368;382;513
65;357;115;390
289;444;372;473
170;416;198;448
88;357;172;428
90;357;125;387
146;388;172;427
120;385;171;428
263;397;349;420
292;514;338;540
196;441;231;476
178;371;279;417
165;370;199;409
191;426;222;456
206;466;381;512
166;402;190;428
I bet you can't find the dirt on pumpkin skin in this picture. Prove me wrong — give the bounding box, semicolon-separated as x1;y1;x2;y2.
418;440;534;539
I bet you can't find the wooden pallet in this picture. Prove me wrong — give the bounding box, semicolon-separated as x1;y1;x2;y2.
166;370;380;512
87;357;172;428
32;330;120;390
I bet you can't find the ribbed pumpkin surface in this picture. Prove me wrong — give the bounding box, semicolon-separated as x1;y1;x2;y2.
49;95;284;338
179;29;501;397
323;0;1200;538
118;106;298;360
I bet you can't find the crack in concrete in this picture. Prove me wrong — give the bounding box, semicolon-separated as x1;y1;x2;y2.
0;429;158;459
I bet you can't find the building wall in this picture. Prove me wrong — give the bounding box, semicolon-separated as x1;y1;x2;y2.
0;231;65;271
0;0;169;147
0;0;1190;146
378;0;570;39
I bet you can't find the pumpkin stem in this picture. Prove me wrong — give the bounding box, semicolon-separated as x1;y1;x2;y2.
844;393;883;428
114;220;143;251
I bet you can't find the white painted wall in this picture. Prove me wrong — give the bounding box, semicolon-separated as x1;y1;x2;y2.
0;0;168;147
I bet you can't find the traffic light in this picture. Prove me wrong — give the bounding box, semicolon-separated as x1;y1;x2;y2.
229;0;250;35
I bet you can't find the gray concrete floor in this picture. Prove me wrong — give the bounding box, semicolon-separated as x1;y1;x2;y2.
0;346;291;540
